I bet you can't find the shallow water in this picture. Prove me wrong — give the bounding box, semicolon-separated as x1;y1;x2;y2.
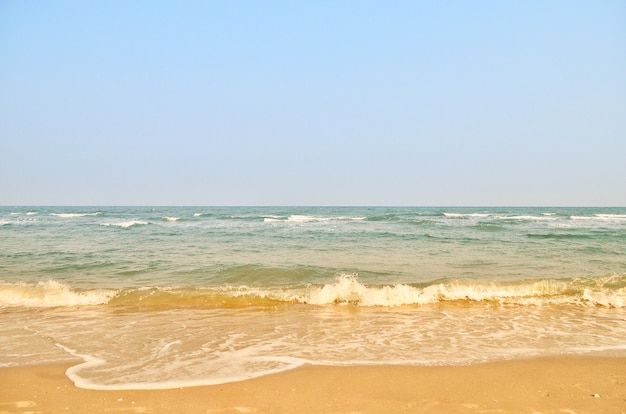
1;206;625;389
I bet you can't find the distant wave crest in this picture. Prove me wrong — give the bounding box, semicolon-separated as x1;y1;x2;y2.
100;221;148;228
50;212;102;218
264;215;366;223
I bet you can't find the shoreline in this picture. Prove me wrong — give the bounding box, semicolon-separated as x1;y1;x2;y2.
1;356;624;413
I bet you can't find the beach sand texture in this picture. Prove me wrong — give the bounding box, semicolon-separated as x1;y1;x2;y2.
1;357;625;414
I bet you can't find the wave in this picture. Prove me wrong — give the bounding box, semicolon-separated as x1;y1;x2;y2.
0;280;116;308
162;217;180;222
0;217;38;226
365;213;404;221
100;221;149;228
443;213;490;219
501;215;558;221
571;214;626;222
526;233;592;240
445;214;558;222
2;274;624;309
595;214;626;220
442;212;557;222
302;274;625;307
50;212;102;218
264;215;366;223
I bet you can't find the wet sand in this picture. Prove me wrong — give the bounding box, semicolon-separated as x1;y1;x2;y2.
1;356;625;413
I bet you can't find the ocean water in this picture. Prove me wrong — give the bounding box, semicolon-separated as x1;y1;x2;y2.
1;206;625;389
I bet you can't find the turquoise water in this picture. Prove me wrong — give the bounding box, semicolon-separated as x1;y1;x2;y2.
1;206;625;389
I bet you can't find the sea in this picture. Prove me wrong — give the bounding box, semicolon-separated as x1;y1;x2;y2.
1;206;625;390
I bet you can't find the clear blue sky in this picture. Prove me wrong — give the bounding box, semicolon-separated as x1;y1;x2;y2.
1;1;625;206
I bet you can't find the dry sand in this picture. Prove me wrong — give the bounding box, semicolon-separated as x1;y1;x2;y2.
1;356;625;414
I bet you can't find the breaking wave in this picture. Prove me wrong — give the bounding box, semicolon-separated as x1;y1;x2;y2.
50;212;102;218
1;274;624;309
264;215;366;223
0;280;116;308
100;221;149;228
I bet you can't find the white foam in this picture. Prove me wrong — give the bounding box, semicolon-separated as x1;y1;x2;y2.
263;216;285;222
582;287;625;308
305;274;427;306
162;217;180;222
50;212;101;218
56;344;109;389
1;216;39;226
572;214;626;222
100;220;148;228
297;274;624;307
595;214;626;220
65;355;307;390
264;215;366;223
157;340;182;356
503;215;557;221
289;215;325;223
443;213;490;219
0;280;116;308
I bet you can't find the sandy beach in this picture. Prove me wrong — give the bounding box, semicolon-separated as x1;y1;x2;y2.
1;356;624;414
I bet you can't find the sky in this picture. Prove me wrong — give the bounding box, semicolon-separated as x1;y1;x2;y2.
1;1;625;206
